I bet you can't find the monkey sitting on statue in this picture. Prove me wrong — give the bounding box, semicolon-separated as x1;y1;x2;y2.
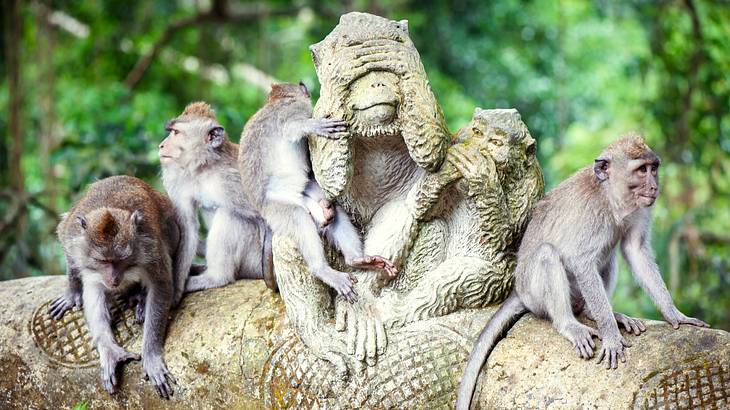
238;82;397;303
50;176;182;399
456;134;709;410
159;102;276;293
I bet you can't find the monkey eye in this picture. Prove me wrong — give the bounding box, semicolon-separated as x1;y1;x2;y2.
637;165;648;176
489;138;504;147
94;258;110;265
471;127;482;136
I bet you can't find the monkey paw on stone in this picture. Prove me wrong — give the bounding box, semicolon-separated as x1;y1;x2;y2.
662;306;710;329
561;323;600;359
320;268;359;303
614;312;646;335
47;289;83;320
143;356;177;400
98;344;141;395
596;335;631;370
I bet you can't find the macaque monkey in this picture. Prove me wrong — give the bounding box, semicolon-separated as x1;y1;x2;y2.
456;134;709;409
238;82;397;302
159;102;275;293
51;176;182;398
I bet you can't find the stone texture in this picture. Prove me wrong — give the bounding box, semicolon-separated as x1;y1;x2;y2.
1;275;728;409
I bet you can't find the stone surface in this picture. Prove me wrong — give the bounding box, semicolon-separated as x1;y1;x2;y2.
1;275;728;409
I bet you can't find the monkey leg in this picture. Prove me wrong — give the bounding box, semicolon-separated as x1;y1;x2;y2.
185;210;260;292
82;282;141;394
266;202;357;302
525;244;600;360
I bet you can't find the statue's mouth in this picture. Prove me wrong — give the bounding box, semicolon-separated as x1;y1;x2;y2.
353;101;397;111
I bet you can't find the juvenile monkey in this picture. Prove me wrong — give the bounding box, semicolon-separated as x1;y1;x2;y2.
160;102;275;292
456;134;709;409
238;82;396;302
51;176;181;398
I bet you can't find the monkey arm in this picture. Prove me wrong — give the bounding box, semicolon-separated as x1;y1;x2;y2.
573;265;623;339
140;272;176;399
620;225;675;316
171;201;198;305
620;220;707;328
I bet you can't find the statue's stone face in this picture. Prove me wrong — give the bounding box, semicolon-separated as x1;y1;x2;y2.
347;71;401;138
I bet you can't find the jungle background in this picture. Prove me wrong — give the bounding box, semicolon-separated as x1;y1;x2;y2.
1;0;728;330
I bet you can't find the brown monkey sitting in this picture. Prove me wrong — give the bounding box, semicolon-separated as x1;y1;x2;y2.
456;134;709;409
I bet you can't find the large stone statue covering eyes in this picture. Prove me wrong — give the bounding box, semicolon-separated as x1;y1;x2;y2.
271;11;543;378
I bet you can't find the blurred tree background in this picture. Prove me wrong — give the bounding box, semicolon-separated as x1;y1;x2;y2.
1;0;728;330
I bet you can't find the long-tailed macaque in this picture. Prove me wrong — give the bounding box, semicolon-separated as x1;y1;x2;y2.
52;176;182;399
456;134;709;409
238;82;396;302
159;102;276;293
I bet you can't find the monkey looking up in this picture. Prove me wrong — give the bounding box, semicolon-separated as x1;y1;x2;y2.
456;134;709;410
159;102;276;293
51;176;182;398
238;82;397;303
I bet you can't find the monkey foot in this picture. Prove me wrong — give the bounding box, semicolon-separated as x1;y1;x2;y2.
561;323;599;360
99;345;141;394
350;255;398;278
596;335;631;370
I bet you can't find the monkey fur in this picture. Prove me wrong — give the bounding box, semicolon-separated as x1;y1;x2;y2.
51;175;182;398
456;134;709;409
238;82;396;303
159;102;275;293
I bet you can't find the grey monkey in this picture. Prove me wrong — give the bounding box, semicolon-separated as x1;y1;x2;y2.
159;102;276;293
51;176;183;399
456;134;709;409
238;82;397;302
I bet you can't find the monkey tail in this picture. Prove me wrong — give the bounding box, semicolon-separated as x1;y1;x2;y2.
456;293;527;410
260;219;277;292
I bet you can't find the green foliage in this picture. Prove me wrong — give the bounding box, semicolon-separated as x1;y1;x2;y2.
1;0;727;329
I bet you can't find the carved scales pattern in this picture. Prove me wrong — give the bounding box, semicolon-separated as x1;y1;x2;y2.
30;296;140;368
261;327;469;409
634;360;730;409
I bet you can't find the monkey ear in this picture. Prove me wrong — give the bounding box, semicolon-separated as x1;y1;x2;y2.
593;157;610;182
130;210;142;226
76;216;87;230
299;81;310;97
207;126;225;148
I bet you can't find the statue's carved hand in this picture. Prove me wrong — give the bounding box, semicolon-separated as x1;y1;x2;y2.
335;289;388;369
448;143;499;197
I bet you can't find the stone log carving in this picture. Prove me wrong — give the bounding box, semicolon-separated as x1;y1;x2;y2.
1;277;729;409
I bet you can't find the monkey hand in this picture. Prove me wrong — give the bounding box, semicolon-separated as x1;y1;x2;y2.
663;307;710;329
48;289;83;320
98;344;141;394
308;118;348;139
596;334;631;370
335;288;388;369
319;268;358;303
143;355;177;400
317;198;336;228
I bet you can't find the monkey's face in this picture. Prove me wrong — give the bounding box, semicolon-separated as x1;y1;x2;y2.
79;209;139;289
160;118;225;169
626;158;660;207
347;71;401;138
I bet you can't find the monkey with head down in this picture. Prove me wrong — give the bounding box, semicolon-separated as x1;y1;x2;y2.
270;12;543;373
